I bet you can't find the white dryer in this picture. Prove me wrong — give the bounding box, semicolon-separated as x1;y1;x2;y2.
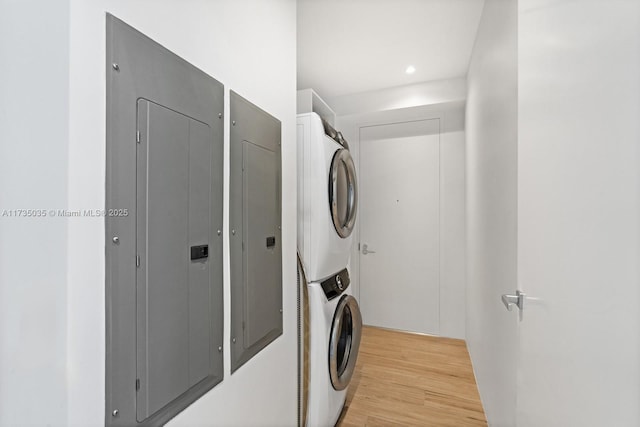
297;113;358;282
307;268;362;427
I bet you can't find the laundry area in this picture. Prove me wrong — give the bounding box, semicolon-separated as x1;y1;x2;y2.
0;1;639;427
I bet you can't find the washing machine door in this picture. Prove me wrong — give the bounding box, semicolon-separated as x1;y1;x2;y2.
328;294;363;390
329;148;358;238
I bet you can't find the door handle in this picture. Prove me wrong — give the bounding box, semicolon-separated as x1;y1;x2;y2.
361;244;376;255
501;290;525;311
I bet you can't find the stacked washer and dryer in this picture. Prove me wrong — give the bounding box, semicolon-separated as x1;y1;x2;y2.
297;111;363;427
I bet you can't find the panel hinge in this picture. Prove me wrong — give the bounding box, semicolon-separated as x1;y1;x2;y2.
136;255;140;267
135;378;140;391
136;131;141;143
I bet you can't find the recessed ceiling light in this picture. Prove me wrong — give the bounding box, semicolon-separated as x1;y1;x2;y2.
405;65;416;74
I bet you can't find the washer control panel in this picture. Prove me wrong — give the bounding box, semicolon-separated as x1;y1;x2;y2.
320;268;350;300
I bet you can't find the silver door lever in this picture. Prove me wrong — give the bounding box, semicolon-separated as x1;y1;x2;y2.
501;290;525;311
362;244;376;255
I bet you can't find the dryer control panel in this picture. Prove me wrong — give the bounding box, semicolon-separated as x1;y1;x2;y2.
321;268;350;300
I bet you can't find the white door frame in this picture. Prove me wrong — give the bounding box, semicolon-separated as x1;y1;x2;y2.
338;102;466;339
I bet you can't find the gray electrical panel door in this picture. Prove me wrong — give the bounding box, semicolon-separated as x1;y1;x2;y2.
230;91;282;372
243;142;281;347
135;100;213;420
106;15;223;427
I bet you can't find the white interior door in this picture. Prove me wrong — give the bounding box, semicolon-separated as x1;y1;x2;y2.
358;119;440;335
516;1;640;426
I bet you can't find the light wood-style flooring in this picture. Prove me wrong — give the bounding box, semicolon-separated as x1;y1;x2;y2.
337;326;487;426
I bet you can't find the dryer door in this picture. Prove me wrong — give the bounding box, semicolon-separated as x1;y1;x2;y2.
329;148;358;238
328;294;363;390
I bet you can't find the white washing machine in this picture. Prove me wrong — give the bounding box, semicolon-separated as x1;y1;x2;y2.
297;113;358;282
307;268;362;427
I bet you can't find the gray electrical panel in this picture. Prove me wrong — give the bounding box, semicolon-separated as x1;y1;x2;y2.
229;91;283;372
106;15;224;427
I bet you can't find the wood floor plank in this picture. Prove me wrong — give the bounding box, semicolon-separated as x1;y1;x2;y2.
337;326;487;427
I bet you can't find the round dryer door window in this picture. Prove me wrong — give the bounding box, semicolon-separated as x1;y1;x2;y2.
329;149;358;238
328;295;363;390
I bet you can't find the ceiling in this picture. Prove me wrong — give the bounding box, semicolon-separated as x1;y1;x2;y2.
297;0;485;99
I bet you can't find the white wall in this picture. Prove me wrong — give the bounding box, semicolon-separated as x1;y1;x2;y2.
1;1;297;426
516;0;640;425
465;0;518;425
0;1;70;426
439;109;467;339
67;1;297;426
337;100;467;339
328;78;467;116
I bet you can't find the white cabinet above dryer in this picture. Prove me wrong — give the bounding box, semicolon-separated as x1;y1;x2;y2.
297;88;336;126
